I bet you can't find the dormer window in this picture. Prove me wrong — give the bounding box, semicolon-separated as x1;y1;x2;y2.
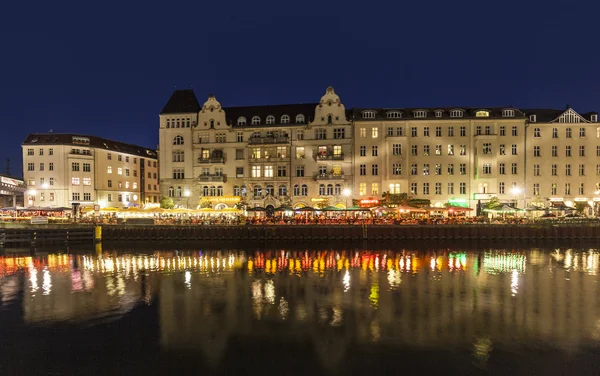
386;111;402;119
450;110;463;118
475;110;490;117
266;115;275;125
592;114;598;122
251;116;261;125
296;114;305;123
237;117;247;126
529;115;537;123
502;109;515;117
414;110;427;118
281;115;290;124
362;110;376;119
435;111;443;118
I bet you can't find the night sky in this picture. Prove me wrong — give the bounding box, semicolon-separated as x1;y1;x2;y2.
2;0;599;177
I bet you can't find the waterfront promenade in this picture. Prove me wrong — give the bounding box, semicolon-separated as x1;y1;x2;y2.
2;221;600;247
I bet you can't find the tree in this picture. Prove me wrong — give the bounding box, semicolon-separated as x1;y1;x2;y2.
382;192;410;206
160;196;174;209
199;197;212;208
314;199;329;209
575;201;589;214
484;196;502;210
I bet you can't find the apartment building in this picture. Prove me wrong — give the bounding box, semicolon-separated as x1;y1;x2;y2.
22;134;159;208
159;87;598;211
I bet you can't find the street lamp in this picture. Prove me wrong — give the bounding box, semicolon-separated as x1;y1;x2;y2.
184;189;191;209
511;187;522;208
342;188;351;209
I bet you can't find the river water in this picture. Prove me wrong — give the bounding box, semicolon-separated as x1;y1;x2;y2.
1;244;599;375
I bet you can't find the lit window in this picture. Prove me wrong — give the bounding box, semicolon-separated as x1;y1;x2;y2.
83;177;91;186
372;127;378;138
71;177;80;185
118;168;123;175
475;110;489;117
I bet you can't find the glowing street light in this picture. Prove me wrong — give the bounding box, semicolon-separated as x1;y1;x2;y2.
342;188;351;209
27;189;37;207
184;189;191;209
511;186;522;207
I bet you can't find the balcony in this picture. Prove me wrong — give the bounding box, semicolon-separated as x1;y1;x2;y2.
198;174;227;183
197;157;225;164
313;173;345;181
248;136;290;145
315;153;344;161
249;156;290;163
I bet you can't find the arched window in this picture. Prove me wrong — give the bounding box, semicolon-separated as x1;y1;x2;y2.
301;184;308;196
176;186;182;197
265;185;274;196
241;185;247;197
335;184;341;195
252;116;261;125
209;186;216;196
278;185;287;196
296;114;305;123
362;110;376;119
266;115;275;124
281;115;290;124
168;186;174;197
173;135;184;145
253;185;262;197
327;115;333;124
233;185;240;196
203;186;209;196
386;111;402;119
326;184;333;195
209;119;215;128
502;109;515;117
293;184;300;196
414;110;427;118
217;186;223;196
450;110;463;118
237;117;247;126
319;184;325;195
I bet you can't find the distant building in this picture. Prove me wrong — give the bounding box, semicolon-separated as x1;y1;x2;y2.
158;87;599;211
22;134;159;208
0;174;25;208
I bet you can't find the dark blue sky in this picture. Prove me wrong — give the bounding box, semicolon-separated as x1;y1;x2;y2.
2;0;599;177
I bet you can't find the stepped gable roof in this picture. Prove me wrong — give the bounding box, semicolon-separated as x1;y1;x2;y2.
22;133;157;159
160;89;201;114
224;103;318;127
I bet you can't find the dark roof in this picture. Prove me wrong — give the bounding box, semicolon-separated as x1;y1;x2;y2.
22;134;158;159
352;107;526;120
224;103;318;127
160;89;201;114
521;108;598;123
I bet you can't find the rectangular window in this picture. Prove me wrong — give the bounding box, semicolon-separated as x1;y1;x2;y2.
293;165;303;177
359;183;366;196
534;128;541;137
579;164;585;176
117;167;122;175
236;149;245;160
511;163;518;174
372;127;378;138
396;127;403;136
512;126;518;136
39;163;44;171
333;128;345;139
482;163;492;174
552;128;558;138
172;168;185;179
372;183;379;195
360;164;366;176
551;183;557;195
423;127;430;137
423;183;429;195
252;166;261;178
459;182;466;195
315;129;326;140
499;182;505;194
49;162;54;171
389;183;401;194
566;146;572;157
597;145;600;157
448;127;454;137
125;168;130;177
411;127;417;137
552;164;557;176
423;145;430;156
264;166;273;178
512;144;517;155
237;131;244;142
448;182;454;195
27;148;34;156
27;179;35;186
72;177;80;185
499;144;505;155
410;183;417;194
388;127;394;136
83;163;91;172
277;166;287;177
411;164;417;175
372;164;378;175
499;163;505;175
235;167;244;178
483;143;492;155
579;145;585;157
277;146;287;158
360;128;366;138
447;164;454;175
565;183;571;195
435;144;442;156
435;182;442;195
49;148;54;155
423;164;430;175
392;163;402;175
108;180;112;188
565;164;572;176
552;146;558;157
447;145;454;155
460;145;466;156
533;183;540;196
476;126;481;135
360;146;366;156
459;164;466;175
295;146;305;159
118;155;122;162
499;126;505;136
435;127;442;137
392;144;401;155
107;166;112;174
460;126;466;137
72;162;80;171
83;177;91;186
579;183;585;195
566;128;572;138
72;193;80;201
533;164;540;176
215;133;226;143
580;128;586;137
435;164;442;175
411;145;417;156
372;146;378;156
533;146;540;157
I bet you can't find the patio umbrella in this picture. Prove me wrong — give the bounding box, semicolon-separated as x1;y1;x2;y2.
345;206;370;211
445;206;473;213
274;206;294;212
295;207;315;212
247;207;266;212
322;206;343;211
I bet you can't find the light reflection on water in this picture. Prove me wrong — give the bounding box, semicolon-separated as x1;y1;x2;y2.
1;247;600;370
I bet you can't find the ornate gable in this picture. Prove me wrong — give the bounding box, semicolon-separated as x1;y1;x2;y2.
552;108;590;124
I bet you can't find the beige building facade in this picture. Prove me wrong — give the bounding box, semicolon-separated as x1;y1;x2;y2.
159;88;599;212
22;134;159;209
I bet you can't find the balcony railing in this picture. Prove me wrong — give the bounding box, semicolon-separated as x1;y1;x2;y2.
248;136;290;145
249;156;290;163
197;157;225;164
198;174;227;182
315;153;344;161
313;173;345;181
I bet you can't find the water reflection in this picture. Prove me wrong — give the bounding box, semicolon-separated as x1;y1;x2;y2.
1;248;600;370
